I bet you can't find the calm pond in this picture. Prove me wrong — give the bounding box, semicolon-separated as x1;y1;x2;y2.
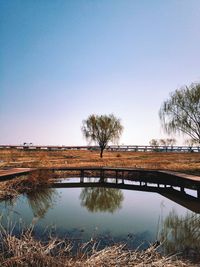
1;177;199;253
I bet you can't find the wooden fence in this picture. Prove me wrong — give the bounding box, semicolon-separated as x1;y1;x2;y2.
0;144;200;152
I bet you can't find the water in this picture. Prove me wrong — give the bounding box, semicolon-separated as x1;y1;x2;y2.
0;178;196;250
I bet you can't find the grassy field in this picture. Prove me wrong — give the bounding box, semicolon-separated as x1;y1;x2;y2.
0;149;200;175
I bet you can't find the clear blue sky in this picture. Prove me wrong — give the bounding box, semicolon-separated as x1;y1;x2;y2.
1;0;200;145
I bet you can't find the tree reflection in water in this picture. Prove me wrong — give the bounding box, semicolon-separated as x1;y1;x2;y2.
160;210;200;261
80;187;124;213
26;188;57;219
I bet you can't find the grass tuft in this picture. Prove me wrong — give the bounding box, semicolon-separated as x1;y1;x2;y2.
0;228;195;266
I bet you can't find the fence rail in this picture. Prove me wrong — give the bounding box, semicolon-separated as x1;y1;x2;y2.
0;144;200;152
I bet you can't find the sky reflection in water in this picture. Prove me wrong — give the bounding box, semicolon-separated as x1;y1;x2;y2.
0;185;195;249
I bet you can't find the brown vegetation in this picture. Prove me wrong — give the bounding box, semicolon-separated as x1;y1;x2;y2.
0;228;196;267
0;149;199;175
0;169;52;201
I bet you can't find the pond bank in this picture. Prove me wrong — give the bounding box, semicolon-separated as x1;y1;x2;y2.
0;228;197;267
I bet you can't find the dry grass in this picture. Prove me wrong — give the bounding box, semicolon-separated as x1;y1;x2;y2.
0;228;196;267
0;149;200;175
0;169;52;201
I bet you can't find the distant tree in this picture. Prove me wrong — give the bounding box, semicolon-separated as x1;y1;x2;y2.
159;83;200;144
149;139;159;146
184;138;199;147
82;114;123;158
158;139;166;146
166;138;176;146
159;138;176;146
149;138;176;149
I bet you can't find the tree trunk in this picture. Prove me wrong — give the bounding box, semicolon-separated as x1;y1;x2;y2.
100;147;104;158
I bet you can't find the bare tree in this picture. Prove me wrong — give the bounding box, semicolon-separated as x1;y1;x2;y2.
150;138;176;149
159;83;200;144
166;138;176;146
159;139;167;146
161;138;176;146
149;139;159;146
184;138;199;147
82;114;123;158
